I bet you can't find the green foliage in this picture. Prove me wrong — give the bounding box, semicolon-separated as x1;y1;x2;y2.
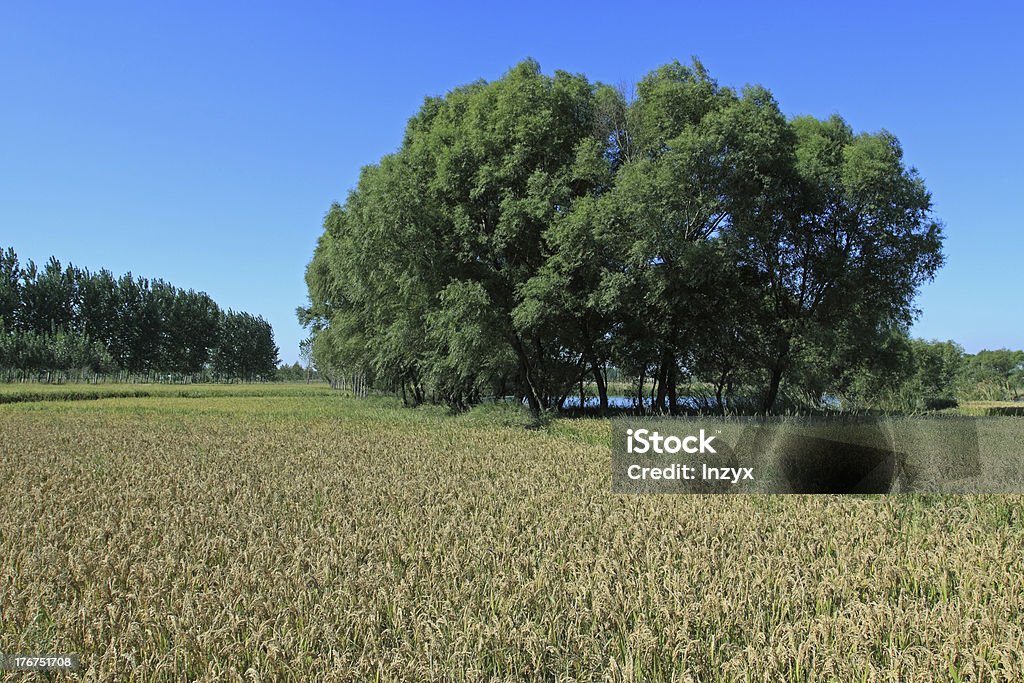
837;335;966;412
0;327;114;374
302;59;946;414
0;245;279;380
303;60;603;413
274;361;318;382
211;310;279;380
958;348;1024;401
909;339;965;399
836;335;1024;412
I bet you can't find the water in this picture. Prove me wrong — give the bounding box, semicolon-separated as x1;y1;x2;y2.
560;394;842;410
561;394;725;410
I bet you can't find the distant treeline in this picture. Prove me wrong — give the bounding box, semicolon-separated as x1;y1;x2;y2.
0;246;279;381
849;339;1024;411
274;361;321;383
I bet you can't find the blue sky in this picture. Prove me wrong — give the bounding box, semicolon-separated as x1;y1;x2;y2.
2;1;1021;362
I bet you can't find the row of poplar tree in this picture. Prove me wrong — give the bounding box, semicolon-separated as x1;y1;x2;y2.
300;59;946;414
0;246;279;380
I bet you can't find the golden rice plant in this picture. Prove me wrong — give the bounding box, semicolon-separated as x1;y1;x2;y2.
1;387;1022;681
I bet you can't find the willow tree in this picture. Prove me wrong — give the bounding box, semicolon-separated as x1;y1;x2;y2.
519;64;798;413
724;114;945;411
302;60;606;413
303;59;945;415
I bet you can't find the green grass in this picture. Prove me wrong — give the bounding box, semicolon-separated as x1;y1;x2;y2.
959;400;1024;416
0;381;339;405
1;386;1023;680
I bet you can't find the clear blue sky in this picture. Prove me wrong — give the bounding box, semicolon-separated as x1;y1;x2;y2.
2;1;1021;362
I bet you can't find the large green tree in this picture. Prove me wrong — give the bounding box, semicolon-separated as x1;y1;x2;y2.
302;59;946;415
303;60;606;413
723;114;945;411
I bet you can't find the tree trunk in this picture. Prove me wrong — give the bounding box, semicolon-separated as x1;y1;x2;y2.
591;359;609;414
763;363;785;414
649;372;658;415
760;330;793;414
511;334;543;418
655;351;669;414
715;372;726;416
666;360;678;416
636;369;645;413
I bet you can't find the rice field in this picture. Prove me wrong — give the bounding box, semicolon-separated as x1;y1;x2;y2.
1;384;1022;681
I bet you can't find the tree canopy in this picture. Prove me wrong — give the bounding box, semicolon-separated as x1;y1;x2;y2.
301;59;946;414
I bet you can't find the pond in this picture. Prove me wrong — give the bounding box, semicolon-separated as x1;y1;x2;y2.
561;394;726;409
559;394;842;410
